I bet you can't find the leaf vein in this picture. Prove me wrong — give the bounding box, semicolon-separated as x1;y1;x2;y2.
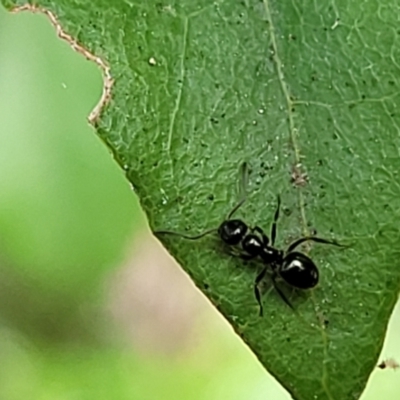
262;1;334;398
167;17;189;154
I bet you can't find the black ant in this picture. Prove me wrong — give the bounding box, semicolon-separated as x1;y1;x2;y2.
155;163;341;316
251;197;342;316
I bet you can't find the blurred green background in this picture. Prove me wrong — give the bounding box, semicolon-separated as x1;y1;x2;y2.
0;6;399;399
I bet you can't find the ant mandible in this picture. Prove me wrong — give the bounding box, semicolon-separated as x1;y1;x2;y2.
155;163;341;316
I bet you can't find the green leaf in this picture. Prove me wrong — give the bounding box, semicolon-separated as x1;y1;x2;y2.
3;0;400;399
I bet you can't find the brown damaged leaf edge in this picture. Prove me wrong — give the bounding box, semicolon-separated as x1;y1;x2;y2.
11;3;113;124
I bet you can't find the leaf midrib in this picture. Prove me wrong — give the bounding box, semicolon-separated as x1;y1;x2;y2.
262;1;334;398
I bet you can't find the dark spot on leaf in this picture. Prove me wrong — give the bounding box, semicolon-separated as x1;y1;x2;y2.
309;228;318;236
389;80;395;86
203;283;209;290
210;117;219;124
208;194;214;201
361;94;366;100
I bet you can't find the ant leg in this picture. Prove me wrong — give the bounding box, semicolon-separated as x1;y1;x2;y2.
254;267;268;317
155;228;217;240
271;195;281;246
253;226;270;246
239;162;250;198
227;247;256;261
287;236;343;253
271;273;294;309
227;162;251;219
239;253;257;261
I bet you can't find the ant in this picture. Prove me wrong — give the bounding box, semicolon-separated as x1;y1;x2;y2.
155;163;342;316
251;197;342;316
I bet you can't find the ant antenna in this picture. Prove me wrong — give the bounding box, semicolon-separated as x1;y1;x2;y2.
156;162;250;239
155;228;217;241
227;197;246;219
227;162;250;220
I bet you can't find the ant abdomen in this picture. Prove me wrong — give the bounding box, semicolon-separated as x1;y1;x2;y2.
279;252;319;289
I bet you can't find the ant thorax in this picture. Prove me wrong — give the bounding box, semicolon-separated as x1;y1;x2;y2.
260;247;282;264
241;233;264;255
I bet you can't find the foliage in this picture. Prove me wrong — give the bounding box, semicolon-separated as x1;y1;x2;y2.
3;1;400;399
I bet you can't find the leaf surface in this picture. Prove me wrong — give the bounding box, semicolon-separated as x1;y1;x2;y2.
3;0;400;399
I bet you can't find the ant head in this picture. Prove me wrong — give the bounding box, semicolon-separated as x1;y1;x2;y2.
218;219;248;246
